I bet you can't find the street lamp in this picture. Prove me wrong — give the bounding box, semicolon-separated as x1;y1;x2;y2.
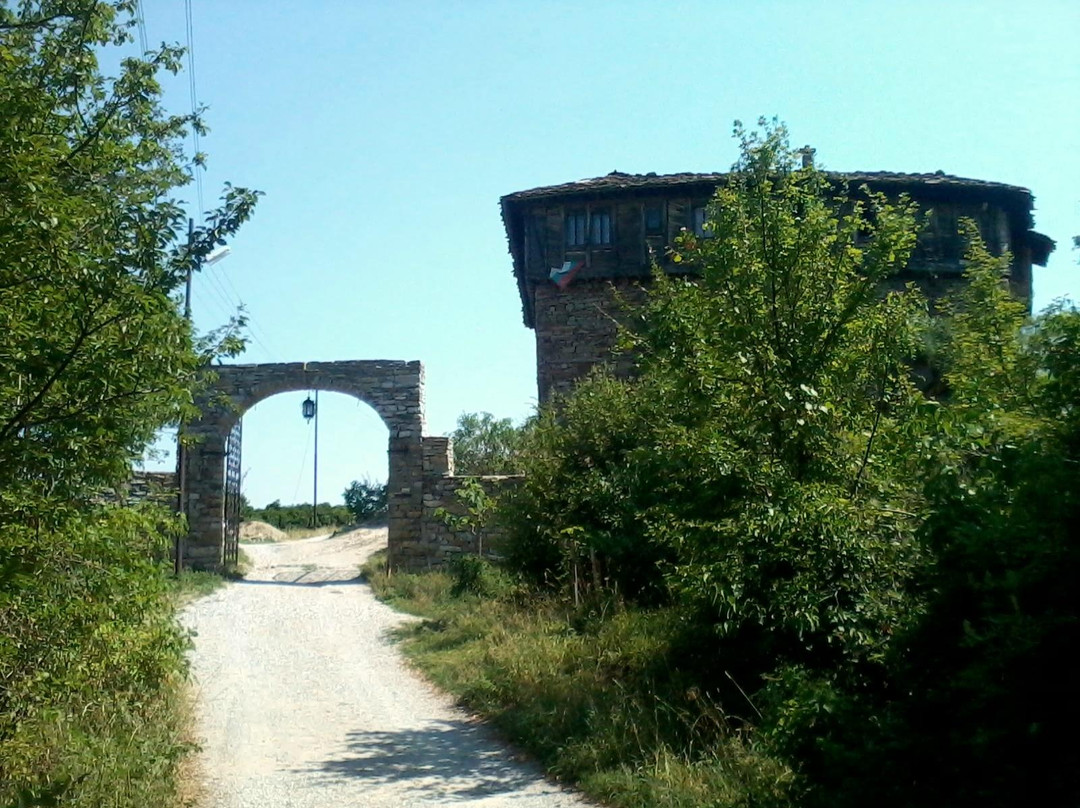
302;391;318;528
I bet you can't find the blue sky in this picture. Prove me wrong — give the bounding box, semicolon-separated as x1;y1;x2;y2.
136;0;1080;509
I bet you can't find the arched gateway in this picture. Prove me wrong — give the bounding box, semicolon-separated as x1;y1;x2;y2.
181;360;425;571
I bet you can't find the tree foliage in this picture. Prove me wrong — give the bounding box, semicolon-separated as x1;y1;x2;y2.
450;411;523;475
500;119;1080;806
342;477;388;523
0;0;258;527
1;3;259;803
247;500;351;530
507;119;928;663
0;505;188;807
811;242;1080;808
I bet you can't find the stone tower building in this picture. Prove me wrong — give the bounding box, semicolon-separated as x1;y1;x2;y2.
500;171;1054;403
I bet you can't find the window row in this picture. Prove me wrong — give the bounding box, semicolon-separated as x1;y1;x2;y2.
564;204;713;247
565;210;611;248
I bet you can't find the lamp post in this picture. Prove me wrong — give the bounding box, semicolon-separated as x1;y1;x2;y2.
302;391;318;528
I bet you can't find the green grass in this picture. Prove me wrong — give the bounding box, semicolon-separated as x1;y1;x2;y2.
362;552;796;808
0;673;194;808
167;569;227;606
166;548;253;607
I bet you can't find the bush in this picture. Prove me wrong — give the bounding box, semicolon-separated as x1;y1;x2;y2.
0;3;257;803
450;412;525;475
0;505;190;807
504;119;928;665
795;256;1080;807
447;555;518;599
250;500;352;530
498;119;1080;805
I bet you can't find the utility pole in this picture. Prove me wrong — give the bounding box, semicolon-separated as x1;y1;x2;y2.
312;389;319;529
175;217;195;574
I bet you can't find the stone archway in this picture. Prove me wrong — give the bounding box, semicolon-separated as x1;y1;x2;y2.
181;360;424;571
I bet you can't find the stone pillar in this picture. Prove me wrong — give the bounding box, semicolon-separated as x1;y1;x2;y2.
183;424;228;570
422;436;454;476
387;432;424;570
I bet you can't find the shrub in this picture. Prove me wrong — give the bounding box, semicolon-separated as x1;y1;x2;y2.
0;505;189;807
499;119;1080;805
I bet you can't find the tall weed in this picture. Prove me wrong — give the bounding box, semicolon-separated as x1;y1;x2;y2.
363;556;796;808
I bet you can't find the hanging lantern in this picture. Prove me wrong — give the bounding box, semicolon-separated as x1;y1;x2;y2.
302;395;316;421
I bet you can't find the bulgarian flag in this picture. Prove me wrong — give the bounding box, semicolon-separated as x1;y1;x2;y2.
549;259;584;290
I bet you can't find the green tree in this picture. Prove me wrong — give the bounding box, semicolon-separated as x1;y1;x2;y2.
0;0;259;526
507;120;928;661
450;411;523;475
342;477;388;523
501;117;1080;806
1;3;258;804
805;241;1080;808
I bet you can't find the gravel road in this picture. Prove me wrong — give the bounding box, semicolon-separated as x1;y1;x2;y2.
182;528;590;807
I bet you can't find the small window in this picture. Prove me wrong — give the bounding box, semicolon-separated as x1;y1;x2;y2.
565;211;587;248
644;205;663;234
692;205;713;238
591;210;612;246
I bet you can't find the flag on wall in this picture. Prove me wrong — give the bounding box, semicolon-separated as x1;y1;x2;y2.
549;259;584;290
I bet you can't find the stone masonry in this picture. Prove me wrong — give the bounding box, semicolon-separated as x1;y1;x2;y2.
182;360;510;572
417;436;520;565
183;360;425;571
102;471;179;509
534;278;643;403
501;170;1055;404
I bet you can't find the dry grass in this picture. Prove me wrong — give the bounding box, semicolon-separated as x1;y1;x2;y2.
175;683;207;808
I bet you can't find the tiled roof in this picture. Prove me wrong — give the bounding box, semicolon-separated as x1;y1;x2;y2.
501;170;1034;204
499;169;1050;329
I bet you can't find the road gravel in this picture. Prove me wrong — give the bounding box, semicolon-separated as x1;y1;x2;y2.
182;527;590;807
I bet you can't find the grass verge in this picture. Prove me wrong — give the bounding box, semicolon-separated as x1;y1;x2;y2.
167;548;252;607
0;672;195;808
362;552;796;808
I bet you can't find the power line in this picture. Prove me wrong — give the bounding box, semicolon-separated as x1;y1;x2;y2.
191;285;236;326
203;264;281;360
203;263;242;310
291;419;313;504
135;0;149;53
245;328;278;363
184;0;204;218
178;0;279;364
206;260;277;348
196;267;244;325
193;279;267;357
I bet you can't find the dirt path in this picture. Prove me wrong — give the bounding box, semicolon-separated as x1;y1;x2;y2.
181;527;589;807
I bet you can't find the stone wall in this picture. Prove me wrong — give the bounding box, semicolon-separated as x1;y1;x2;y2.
514;177;1048;405
102;471;179;508
409;436;521;567
181;360;530;573
533;278;644;404
530;199;1037;404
